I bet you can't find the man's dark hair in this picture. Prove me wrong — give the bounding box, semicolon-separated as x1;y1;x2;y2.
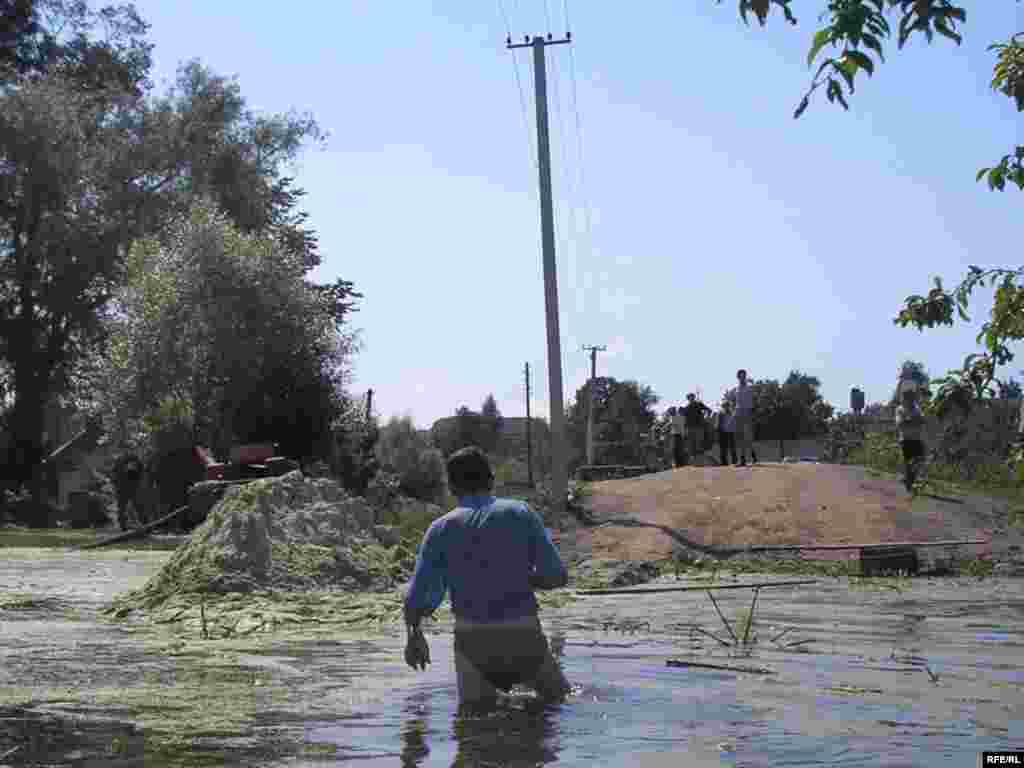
687;393;696;400
737;369;747;379
446;446;494;494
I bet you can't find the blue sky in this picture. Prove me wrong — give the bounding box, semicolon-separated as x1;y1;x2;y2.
130;1;1022;429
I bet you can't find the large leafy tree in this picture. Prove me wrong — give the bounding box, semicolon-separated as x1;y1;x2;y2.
711;2;1022;416
0;3;330;489
566;377;659;468
80;200;359;466
732;371;833;455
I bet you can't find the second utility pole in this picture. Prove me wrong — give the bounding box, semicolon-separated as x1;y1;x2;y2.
582;344;606;465
509;33;571;517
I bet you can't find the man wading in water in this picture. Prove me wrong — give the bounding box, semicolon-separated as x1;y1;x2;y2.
403;446;571;708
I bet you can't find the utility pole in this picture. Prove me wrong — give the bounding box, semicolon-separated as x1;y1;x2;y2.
509;32;571;516
582;344;606;465
524;362;533;486
365;389;374;423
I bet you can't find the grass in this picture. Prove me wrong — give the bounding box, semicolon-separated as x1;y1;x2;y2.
847;435;1024;504
0;525;184;551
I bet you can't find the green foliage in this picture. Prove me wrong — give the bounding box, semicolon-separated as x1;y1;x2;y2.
81;200;358;464
847;431;904;474
728;370;834;443
716;2;1021;433
1;16;335;487
375;415;447;503
715;3;1019;197
895;267;1024;420
566;377;659;468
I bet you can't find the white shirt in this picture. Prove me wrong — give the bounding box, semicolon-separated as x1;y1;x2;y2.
734;383;754;413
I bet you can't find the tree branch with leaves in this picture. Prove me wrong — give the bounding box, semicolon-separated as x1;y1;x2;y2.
715;1;1022;419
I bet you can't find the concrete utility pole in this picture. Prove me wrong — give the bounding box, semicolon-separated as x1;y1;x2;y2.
509;33;571;516
582;344;606;465
524;362;533;487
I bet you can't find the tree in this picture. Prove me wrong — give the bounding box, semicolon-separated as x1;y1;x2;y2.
710;2;1022;417
479;394;503;454
720;1;1019;191
566;377;659;468
0;0;153;94
0;29;329;491
77;200;359;470
375;414;446;503
735;371;834;456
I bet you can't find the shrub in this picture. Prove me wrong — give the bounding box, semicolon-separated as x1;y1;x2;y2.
400;447;447;504
847;432;903;475
376;415;447;503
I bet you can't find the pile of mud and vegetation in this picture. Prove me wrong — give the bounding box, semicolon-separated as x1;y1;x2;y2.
105;471;444;636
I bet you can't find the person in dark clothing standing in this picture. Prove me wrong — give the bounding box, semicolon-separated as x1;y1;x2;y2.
668;406;686;467
718;401;738;466
896;387;926;492
111;454;145;531
682;393;712;463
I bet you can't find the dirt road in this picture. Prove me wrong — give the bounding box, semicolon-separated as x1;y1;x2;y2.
573;463;1023;564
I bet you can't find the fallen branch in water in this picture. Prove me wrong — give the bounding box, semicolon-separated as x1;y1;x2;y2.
78;505;190;550
666;659;775;675
784;638;815;648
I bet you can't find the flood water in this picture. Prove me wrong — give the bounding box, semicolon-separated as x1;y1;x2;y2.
1;548;1022;767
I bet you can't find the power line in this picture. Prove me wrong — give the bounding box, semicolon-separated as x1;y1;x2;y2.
548;33;576;302
498;0;537;171
565;2;593;284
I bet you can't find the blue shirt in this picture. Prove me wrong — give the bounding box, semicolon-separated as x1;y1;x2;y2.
403;495;568;624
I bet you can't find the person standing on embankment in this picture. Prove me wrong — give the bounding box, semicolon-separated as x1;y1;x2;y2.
402;446;571;709
718;401;738;466
683;393;712;465
896;387;927;492
731;369;757;467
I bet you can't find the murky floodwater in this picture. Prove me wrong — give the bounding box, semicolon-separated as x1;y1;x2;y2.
1;548;1023;767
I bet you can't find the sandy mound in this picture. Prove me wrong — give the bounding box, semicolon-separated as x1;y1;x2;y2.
577;463;1003;563
122;471;439;610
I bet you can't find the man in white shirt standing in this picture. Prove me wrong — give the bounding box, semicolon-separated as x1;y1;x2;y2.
732;369;755;467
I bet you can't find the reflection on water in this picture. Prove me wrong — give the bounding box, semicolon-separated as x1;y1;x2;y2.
300;615;1022;768
306;632;745;767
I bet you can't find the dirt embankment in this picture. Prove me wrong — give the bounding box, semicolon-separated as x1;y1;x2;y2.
571;463;1024;566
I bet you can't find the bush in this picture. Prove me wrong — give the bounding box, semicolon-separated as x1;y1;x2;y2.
376;416;447;503
848;432;903;475
400;447;447;504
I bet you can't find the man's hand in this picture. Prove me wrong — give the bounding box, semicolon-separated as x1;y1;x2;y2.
405;626;430;671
